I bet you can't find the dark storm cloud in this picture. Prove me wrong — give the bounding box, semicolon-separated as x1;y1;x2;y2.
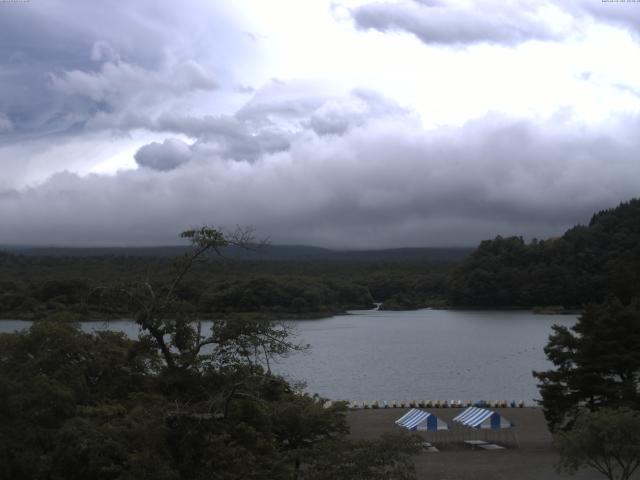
0;0;254;189
134;139;192;171
350;0;566;46
1;112;638;248
0;0;242;138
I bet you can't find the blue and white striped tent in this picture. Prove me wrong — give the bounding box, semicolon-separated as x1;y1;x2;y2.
395;409;449;431
453;407;512;429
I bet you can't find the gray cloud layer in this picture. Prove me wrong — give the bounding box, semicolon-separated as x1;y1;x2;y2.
576;0;640;33
1;104;638;247
351;0;568;46
0;0;246;138
49;57;217;102
0;113;12;132
350;0;640;47
119;83;410;165
2;1;640;248
134;139;192;171
0;0;255;189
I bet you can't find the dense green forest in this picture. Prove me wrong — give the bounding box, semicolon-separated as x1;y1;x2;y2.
449;198;640;308
0;251;455;320
2;198;640;320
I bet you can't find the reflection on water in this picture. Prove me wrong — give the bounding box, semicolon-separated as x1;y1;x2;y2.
1;309;575;402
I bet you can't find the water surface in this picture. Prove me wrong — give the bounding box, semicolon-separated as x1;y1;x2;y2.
275;309;575;403
1;309;575;402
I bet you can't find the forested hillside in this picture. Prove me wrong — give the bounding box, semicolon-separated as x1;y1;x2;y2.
2;199;639;317
449;199;640;307
0;252;454;319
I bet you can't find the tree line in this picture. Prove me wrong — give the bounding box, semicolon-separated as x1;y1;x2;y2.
449;199;640;308
0;252;453;320
3;199;640;319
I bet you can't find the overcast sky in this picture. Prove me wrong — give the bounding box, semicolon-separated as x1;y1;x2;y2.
1;0;639;248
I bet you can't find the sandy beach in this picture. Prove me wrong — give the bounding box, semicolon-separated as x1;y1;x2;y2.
347;407;630;480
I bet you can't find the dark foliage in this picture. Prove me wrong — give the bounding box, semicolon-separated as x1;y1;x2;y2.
0;227;422;479
199;277;374;315
450;199;640;307
0;251;454;320
0;321;350;480
534;299;640;432
0;227;424;480
555;407;640;480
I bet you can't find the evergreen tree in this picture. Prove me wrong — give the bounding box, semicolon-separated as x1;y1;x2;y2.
534;299;640;432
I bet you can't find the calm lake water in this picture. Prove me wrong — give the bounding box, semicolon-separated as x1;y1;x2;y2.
1;309;576;403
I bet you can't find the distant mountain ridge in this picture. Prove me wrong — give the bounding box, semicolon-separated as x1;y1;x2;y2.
0;244;473;263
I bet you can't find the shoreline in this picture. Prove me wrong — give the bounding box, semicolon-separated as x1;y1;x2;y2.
0;305;583;322
0;310;349;322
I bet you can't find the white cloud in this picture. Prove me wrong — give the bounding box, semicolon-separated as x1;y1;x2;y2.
307;88;410;135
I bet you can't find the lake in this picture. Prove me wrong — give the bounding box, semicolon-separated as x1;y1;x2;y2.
1;309;576;403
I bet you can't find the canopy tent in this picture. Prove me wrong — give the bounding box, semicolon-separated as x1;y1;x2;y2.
395;409;449;431
453;407;512;429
